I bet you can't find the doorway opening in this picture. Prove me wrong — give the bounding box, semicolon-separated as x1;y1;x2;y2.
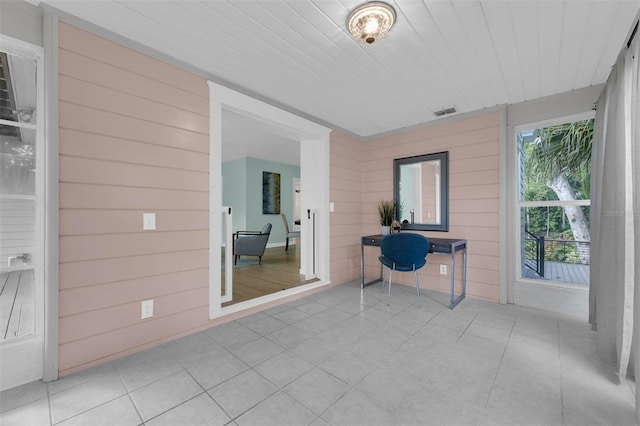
208;82;331;319
219;110;316;306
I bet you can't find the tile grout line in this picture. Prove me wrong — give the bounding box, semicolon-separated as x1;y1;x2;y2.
6;282;636;425
47;388;53;426
387;305;465;415
557;313;565;426
479;306;520;422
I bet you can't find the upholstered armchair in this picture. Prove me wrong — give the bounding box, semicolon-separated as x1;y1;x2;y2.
233;223;272;265
280;213;300;251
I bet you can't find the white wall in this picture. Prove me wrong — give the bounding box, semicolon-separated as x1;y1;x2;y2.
0;1;43;47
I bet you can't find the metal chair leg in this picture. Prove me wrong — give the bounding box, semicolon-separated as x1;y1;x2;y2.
414;269;421;308
387;269;393;306
380;268;386;293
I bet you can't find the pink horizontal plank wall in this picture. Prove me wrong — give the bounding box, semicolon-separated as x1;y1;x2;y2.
58;23;212;375
362;113;500;302
329;131;364;285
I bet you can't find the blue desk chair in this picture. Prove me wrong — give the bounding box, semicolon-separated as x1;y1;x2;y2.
378;233;430;307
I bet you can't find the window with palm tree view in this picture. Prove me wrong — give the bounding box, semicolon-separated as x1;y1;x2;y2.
518;118;593;286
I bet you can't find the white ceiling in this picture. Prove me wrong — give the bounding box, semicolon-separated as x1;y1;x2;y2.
222;109;300;165
34;0;639;140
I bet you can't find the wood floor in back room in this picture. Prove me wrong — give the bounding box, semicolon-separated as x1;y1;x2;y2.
222;245;318;306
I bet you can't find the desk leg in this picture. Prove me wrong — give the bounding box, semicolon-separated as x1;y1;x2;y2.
449;248;466;309
450;251;455;308
462;249;467;300
361;242;365;289
361;243;383;288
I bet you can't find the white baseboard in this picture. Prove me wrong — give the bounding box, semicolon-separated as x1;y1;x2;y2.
266;241;296;249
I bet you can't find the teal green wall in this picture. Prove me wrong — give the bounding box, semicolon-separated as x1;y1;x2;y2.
222;158;247;232
222;157;299;245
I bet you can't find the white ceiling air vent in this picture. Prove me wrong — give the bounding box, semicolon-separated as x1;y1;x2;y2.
433;107;457;117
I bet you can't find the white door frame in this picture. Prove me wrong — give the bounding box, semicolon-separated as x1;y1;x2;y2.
207;82;331;319
293;177;301;232
0;34;48;391
42;11;60;386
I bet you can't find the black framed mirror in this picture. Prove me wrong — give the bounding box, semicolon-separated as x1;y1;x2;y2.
393;151;449;231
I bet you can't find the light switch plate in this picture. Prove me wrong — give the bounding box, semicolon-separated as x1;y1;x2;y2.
143;213;156;230
141;299;153;319
439;264;447;275
329;202;335;212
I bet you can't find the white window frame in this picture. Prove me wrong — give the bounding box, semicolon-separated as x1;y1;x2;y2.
514;111;594;289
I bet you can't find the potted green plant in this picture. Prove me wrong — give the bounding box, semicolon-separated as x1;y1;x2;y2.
378;200;395;235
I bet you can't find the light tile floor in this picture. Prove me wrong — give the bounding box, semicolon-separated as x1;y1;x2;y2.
1;281;636;426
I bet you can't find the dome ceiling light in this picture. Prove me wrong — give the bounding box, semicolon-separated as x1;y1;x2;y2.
347;2;396;44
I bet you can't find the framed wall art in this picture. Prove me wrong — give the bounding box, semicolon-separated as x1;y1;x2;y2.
262;171;281;214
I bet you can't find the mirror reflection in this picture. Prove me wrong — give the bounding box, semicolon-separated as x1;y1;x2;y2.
394;151;449;232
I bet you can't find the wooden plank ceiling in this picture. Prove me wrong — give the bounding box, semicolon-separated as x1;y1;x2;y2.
36;0;640;138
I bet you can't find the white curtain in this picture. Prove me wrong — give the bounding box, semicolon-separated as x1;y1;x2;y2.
589;19;640;413
631;26;640;415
